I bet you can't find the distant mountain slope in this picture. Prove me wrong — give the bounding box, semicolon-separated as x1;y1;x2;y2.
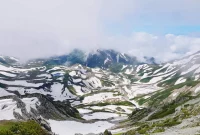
86;49;139;68
120;51;200;87
0;50;200;135
26;49;157;68
0;55;19;65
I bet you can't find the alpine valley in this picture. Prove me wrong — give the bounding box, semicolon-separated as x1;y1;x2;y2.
0;49;200;135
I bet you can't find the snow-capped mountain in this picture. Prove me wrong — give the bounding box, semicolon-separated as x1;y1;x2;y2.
26;49;157;68
86;49;139;68
125;50;200;87
0;55;19;65
0;50;200;135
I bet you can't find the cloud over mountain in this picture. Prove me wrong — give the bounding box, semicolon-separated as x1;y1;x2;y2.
0;0;199;62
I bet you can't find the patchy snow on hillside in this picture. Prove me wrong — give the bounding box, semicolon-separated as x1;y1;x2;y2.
77;108;93;114
173;53;200;66
122;65;128;70
10;57;19;62
175;77;187;85
0;88;14;97
0;71;16;77
83;92;122;104
147;70;177;84
83;112;119;120
122;84;159;99
181;64;200;75
0;99;16;120
21;97;40;113
125;68;133;74
104;58;110;64
69;71;76;76
50;83;76;101
122;78;131;85
95;74;103;78
89;105;133;114
72;78;82;83
85;77;102;88
25;83;76;101
195;67;200;74
136;65;144;72
195;75;200;81
37;74;51;78
195;86;200;93
0;80;43;87
73;85;84;95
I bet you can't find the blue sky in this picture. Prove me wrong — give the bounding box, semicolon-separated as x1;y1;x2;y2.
0;0;199;62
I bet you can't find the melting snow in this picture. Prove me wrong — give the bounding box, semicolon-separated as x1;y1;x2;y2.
195;86;200;93
48;120;114;135
0;80;43;87
0;88;14;97
83;92;122;104
175;77;187;85
83;112;119;120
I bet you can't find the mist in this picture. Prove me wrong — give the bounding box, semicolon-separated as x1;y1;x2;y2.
0;0;200;62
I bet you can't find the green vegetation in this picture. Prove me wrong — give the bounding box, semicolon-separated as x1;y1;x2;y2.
155;67;168;74
138;72;144;77
137;98;146;105
154;117;181;127
140;80;200;107
122;117;181;135
152;127;165;133
83;90;116;97
63;71;77;95
66;85;76;95
103;130;112;135
126;74;138;83
140;77;153;83
158;76;179;87
148;92;193;120
120;81;200;135
101;79;115;87
157;71;181;87
148;102;179;120
0;120;48;135
76;101;134;108
109;63;123;73
63;71;71;83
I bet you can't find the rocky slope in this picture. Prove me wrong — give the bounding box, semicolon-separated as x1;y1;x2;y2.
0;50;200;135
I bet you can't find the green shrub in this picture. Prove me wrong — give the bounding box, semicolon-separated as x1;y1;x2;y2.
140;77;153;83
152;127;165;133
109;63;123;73
0;120;48;135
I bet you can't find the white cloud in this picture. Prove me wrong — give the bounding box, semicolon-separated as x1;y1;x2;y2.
98;33;200;62
0;0;199;62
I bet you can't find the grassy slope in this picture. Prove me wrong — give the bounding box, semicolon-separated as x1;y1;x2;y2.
115;81;200;135
0;120;48;135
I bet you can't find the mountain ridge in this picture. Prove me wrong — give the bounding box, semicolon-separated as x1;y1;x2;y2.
0;50;200;135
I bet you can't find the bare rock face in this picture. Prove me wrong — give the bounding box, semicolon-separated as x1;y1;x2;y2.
103;130;112;135
11;95;79;135
12;94;79;120
36;94;79;120
35;117;54;135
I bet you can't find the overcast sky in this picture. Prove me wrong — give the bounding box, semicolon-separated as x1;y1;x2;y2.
0;0;200;62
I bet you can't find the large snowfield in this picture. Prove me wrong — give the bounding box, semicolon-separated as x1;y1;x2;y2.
48;120;114;135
